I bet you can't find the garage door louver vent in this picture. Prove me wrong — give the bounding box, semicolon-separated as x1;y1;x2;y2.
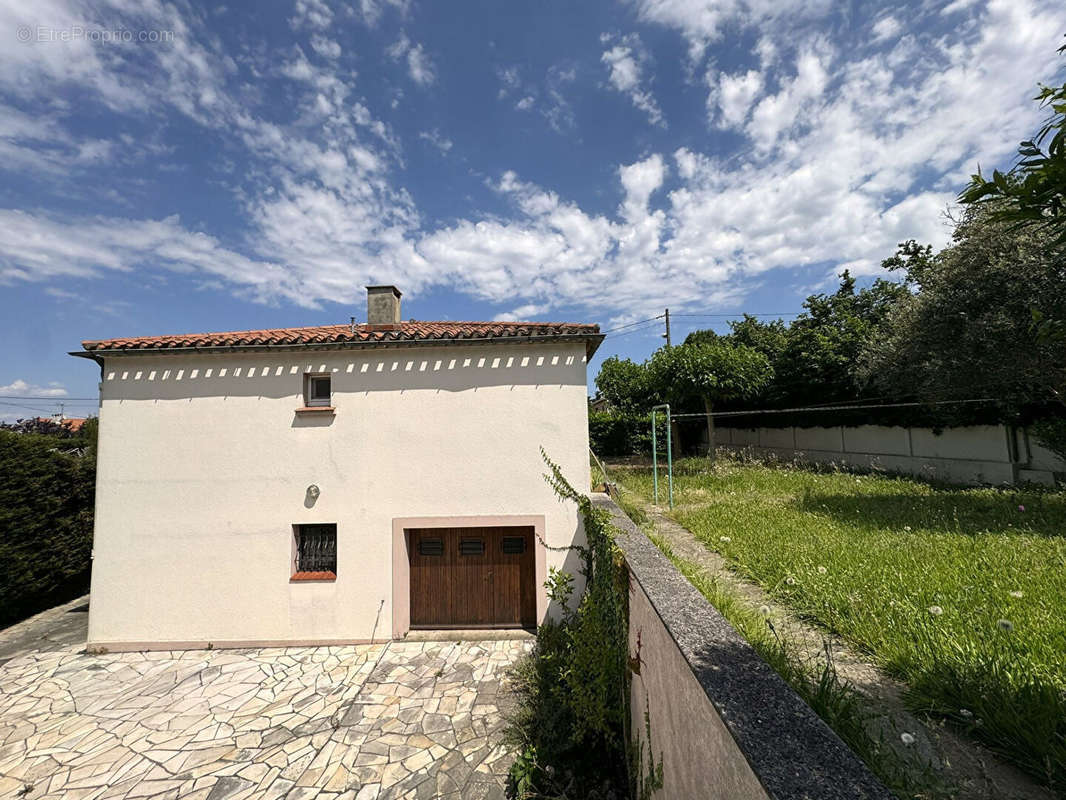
501;536;526;554
459;538;485;556
418;538;444;556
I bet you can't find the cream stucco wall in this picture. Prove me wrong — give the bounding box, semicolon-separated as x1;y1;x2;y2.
88;342;590;649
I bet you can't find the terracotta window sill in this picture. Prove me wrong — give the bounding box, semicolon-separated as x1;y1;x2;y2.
294;406;335;414
290;571;336;582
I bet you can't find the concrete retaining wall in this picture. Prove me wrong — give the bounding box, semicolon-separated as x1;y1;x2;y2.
713;424;1064;486
593;494;892;800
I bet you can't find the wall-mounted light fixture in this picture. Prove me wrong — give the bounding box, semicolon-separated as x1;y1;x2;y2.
307;484;321;499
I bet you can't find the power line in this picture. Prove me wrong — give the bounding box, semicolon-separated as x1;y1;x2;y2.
600;315;664;334
670;312;804;318
0;400;63;414
0;395;98;401
604;321;664;339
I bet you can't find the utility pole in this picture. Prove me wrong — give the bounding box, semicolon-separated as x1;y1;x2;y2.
663;308;672;348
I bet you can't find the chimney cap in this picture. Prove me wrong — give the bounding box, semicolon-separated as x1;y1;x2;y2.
366;285;402;297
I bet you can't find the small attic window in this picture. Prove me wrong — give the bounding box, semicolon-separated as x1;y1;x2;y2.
305;374;331;407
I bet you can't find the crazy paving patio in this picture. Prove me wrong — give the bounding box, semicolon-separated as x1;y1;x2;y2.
0;638;528;800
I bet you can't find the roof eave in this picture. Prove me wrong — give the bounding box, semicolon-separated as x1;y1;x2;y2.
77;332;605;360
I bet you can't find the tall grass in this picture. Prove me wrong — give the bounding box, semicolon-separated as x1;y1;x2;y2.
612;458;1066;793
647;533;945;799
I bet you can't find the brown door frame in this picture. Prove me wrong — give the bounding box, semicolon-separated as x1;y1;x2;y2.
391;514;547;638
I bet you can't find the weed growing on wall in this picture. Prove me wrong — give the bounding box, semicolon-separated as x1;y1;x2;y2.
505;451;635;799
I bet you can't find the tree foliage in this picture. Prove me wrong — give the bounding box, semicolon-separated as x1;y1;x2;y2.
862;204;1066;415
959;42;1066;249
0;418;97;626
594;356;653;414
647;340;771;410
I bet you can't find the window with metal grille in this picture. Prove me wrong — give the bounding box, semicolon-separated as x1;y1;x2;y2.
418;538;444;556
459;538;484;556
295;524;337;574
501;536;526;554
304;373;332;407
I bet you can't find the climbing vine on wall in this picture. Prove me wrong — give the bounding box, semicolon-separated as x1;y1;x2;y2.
505;450;661;800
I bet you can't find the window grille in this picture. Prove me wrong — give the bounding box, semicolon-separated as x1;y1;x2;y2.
501;536;526;554
296;524;337;573
418;538;444;556
459;538;485;556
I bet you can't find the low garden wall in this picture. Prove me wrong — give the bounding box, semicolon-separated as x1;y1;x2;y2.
591;494;892;800
713;424;1064;486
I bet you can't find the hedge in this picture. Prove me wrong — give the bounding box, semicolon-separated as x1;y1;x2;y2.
0;424;96;627
588;411;671;457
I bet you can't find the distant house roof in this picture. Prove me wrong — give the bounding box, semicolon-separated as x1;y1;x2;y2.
77;320;604;359
31;417;88;432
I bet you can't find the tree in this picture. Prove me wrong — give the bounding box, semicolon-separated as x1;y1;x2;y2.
648;341;771;459
862;203;1066;416
772;271;909;408
593;355;652;414
960;43;1066;354
960;42;1066;249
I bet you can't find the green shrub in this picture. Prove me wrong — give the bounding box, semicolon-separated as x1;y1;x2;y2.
0;421;96;626
506;451;632;799
588;411;667;457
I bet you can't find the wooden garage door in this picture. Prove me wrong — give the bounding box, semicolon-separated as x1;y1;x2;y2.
408;527;536;628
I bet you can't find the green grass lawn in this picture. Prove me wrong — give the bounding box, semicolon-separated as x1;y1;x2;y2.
610;457;1066;792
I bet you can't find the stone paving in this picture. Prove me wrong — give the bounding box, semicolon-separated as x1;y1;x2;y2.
0;638;530;800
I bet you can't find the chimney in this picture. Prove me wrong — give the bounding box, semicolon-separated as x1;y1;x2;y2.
366;285;402;328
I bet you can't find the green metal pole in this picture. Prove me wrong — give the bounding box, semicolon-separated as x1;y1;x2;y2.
665;403;674;509
651;408;659;504
652;404;675;508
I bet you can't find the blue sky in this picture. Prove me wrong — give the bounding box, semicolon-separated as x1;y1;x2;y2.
1;0;1064;418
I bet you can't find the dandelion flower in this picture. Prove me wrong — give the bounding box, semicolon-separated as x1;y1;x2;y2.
900;732;916;745
927;605;943;617
1009;590;1024;599
959;709;973;719
759;605;771;617
997;619;1013;632
719;536;731;542
785;576;796;586
817;566;827;575
903;525;912;532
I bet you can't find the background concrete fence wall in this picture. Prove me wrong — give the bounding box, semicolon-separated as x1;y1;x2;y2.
592;494;892;800
712;424;1064;486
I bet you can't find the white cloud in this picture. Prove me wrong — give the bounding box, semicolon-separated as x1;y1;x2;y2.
0;379;68;398
387;34;436;86
289;0;333;31
600;33;666;127
357;0;410;26
515;95;535;111
494;303;548;322
712;69;764;127
310;35;342;59
419;128;453;153
872;16;902;42
628;0;834;61
0;0;1064;330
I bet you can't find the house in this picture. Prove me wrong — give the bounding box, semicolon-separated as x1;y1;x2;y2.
73;286;602;651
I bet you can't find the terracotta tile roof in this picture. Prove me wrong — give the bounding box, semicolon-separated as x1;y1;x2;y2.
81;320;603;355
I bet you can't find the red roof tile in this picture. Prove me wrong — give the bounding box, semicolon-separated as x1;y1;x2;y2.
81;320;603;355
